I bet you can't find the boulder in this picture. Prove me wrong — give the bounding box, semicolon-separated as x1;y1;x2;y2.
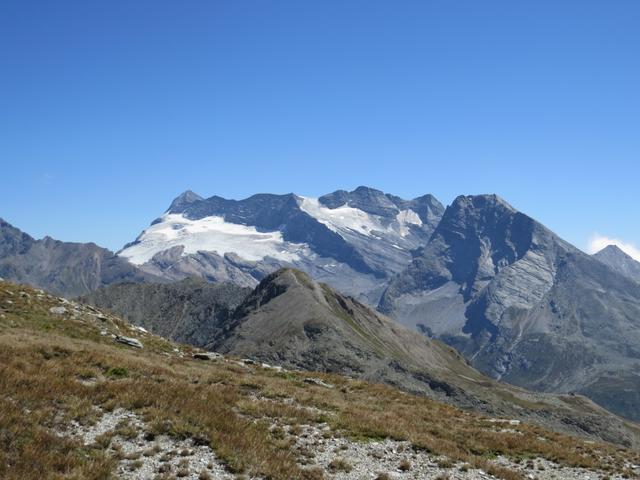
192;352;223;361
304;377;334;389
114;335;143;349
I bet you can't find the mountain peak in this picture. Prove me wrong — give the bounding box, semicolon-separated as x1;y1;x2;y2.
258;267;313;289
167;190;204;212
593;244;640;284
319;186;403;216
245;267;321;307
595;244;630;258
451;194;516;212
353;185;384;195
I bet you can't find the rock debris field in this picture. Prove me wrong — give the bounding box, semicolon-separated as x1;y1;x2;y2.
59;407;638;480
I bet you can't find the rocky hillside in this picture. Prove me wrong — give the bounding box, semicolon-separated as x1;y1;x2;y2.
81;278;251;347
0;218;158;297
82;268;640;448
2;279;640;480
379;194;640;422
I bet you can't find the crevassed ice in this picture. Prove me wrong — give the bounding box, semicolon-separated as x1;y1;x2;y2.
298;197;422;239
118;214;305;265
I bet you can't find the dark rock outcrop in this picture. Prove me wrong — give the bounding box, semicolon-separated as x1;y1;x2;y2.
379;195;640;422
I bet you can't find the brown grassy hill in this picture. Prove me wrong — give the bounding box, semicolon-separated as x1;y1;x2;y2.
1;279;639;480
85;268;640;449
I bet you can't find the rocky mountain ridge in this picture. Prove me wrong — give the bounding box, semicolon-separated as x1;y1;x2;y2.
379;194;640;422
0;218;158;297
118;186;444;304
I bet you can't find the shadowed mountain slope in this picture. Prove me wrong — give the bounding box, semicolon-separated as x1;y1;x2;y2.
379;195;640;422
0;218;157;297
81;277;251;347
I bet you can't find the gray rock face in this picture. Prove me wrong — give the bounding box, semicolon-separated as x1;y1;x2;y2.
593;244;640;284
118;187;444;304
114;335;143;349
192;351;223;361
380;195;640;422
0;218;158;297
81;277;251;348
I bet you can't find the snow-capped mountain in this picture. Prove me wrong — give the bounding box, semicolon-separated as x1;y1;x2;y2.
118;187;444;303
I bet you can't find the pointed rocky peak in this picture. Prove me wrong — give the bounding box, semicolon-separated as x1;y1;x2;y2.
257;267;315;292
234;268;325;315
167;190;204;213
410;193;445;212
435;194;531;245
388;193;445;224
449;194;517;215
593;244;640;283
594;244;633;260
435;194;537;246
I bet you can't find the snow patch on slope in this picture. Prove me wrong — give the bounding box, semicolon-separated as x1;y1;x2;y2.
396;209;423;236
119;214;305;265
298;197;381;237
298;197;422;239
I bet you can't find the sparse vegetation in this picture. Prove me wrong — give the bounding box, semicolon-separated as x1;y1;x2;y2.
328;457;353;472
374;474;392;480
0;280;638;480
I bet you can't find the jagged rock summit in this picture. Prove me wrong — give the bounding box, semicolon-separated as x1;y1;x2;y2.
117;187;445;303
380;194;640;422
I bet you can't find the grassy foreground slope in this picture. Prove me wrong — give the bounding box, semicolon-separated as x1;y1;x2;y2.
84;268;640;449
1;280;639;480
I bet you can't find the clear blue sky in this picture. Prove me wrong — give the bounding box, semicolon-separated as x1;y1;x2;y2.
1;1;639;255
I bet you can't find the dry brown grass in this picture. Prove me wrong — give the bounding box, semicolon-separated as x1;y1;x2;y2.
0;280;639;480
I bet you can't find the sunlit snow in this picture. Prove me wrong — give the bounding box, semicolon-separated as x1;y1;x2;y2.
395;209;423;236
298;197;422;239
119;214;305;265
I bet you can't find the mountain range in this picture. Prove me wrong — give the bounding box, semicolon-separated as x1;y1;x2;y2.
118;187;444;304
0;218;156;297
2;186;640;425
